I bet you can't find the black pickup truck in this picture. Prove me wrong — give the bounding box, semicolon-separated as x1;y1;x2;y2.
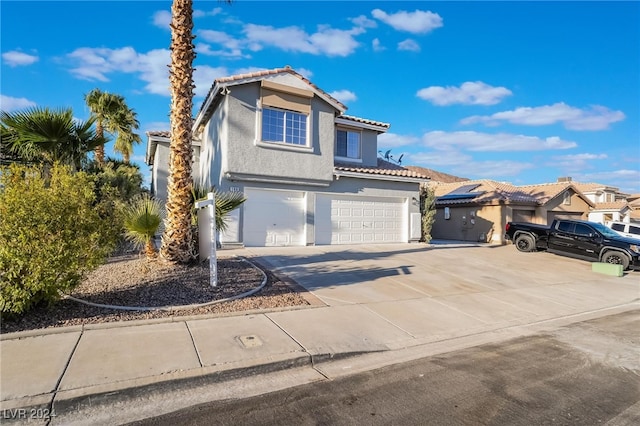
505;219;640;270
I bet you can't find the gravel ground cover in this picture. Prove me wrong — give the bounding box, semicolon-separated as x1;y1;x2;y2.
1;254;310;334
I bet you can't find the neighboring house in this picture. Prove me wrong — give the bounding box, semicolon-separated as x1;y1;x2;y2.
430;180;594;244
572;179;633;224
146;66;428;247
626;194;640;222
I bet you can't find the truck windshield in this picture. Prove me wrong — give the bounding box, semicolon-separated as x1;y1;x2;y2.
590;222;623;238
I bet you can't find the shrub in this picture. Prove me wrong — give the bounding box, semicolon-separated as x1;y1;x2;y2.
420;184;437;243
0;164;118;316
123;194;164;258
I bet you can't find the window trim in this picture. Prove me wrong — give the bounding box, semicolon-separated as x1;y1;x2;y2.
335;127;362;162
258;105;310;148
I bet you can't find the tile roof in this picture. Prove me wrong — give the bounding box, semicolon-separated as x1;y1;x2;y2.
147;130;170;138
199;66;347;117
591;201;630;210
334;158;429;179
338;115;390;130
517;182;576;204
433;180;540;205
405;166;468;183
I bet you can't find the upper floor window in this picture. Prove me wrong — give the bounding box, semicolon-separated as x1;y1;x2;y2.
563;192;571;205
336;129;361;160
261;107;308;146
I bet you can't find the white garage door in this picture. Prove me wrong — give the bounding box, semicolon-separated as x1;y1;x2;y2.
243;189;306;247
316;194;406;245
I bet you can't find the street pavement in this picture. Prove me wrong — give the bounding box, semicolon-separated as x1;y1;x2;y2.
129;309;640;426
1;242;638;425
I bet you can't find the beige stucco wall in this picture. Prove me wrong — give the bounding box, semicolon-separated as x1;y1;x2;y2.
432;204;506;243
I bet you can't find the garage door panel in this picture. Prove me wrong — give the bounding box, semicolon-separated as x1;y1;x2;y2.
316;194;406;245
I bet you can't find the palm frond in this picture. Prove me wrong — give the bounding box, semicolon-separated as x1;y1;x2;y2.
123;194;165;255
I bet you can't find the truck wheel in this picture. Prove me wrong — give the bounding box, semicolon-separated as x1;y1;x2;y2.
515;234;535;252
602;251;630;270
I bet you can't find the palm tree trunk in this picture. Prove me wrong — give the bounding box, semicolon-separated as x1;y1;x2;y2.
145;239;157;258
160;0;195;263
94;121;105;166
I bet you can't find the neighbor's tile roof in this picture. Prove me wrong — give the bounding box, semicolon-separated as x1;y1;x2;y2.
405;165;468;183
433;180;539;205
517;182;576;204
591;201;630;211
573;182;619;193
334;158;429;179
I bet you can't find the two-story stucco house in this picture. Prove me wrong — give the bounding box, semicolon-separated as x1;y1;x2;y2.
146;66;428;247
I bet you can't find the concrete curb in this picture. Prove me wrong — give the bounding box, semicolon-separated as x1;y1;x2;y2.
1;304;637;424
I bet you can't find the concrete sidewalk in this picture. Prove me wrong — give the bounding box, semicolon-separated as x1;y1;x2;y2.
1;243;638;425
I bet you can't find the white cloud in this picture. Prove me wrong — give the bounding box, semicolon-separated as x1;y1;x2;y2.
152;10;171;29
193;65;230;98
242;24;361;57
461;160;536;178
196;43;247;59
0;94;36;111
153;7;221;30
398;39;420;52
372;38;385;52
552;153;608;161
460;102;626;131
66;47;173;95
378;133;420;149
294;68;313;80
421;131;577;151
417;82;513;106
410;151;534;177
310;26;364;57
2;50;39;67
410;151;471;167
548;153;608;171
574;169;640;193
350;15;377;29
199;30;242;51
371;9;443;34
329;90;357;104
142;121;170;133
194;7;222;18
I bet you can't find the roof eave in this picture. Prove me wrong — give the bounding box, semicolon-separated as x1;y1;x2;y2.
334;170;427;184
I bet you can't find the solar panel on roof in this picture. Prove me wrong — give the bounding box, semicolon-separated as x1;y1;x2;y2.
447;184;481;195
437;192;484;201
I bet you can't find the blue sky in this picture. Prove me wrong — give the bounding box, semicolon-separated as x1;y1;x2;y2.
2;1;639;193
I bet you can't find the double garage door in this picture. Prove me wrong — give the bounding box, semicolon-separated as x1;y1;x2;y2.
242;189;406;246
315;194;405;245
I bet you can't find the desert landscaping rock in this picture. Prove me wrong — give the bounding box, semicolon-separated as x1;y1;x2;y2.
1;254;309;334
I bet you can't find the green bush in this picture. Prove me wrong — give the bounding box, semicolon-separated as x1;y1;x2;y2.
123;193;164;258
0;164;119;316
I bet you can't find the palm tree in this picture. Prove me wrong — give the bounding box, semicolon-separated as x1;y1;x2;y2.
85;89;140;166
0;107;105;171
123;194;165;258
160;0;196;263
112;106;142;163
191;185;247;232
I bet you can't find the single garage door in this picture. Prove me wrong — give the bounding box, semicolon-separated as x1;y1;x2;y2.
243;189;306;246
315;194;406;245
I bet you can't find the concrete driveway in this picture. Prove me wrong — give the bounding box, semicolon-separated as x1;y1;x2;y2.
241;242;639;348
